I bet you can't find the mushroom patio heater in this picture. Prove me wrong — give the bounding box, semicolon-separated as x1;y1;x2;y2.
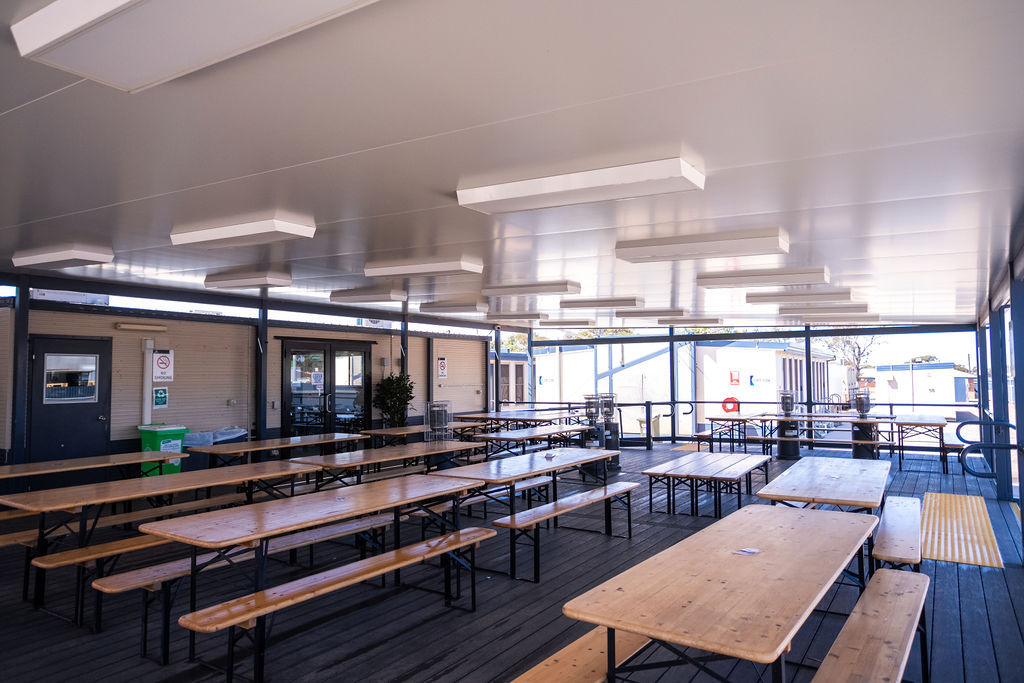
851;388;879;459
776;390;800;460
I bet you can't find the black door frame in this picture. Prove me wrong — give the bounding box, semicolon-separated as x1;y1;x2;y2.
280;338;373;436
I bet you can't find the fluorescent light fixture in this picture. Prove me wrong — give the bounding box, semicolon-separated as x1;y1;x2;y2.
538;319;594;327
778;303;869;316
560;296;644;309
457;158;705;214
615;308;688;319
746;288;852;305
696;267;830;288
481;280;581;297
486;312;550;321
12;243;114;269
329;286;407;303
204;269;291;289
364;255;484;278
616;227;788;263
170;213;315;248
657;317;724;326
114;322;168;332
12;0;383;93
798;314;881;324
418;300;489;313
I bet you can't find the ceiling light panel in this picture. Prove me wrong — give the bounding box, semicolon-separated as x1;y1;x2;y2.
204;269;291;289
457;158;704;214
560;296;644;309
485;312;549;321
329;286;407;303
778;303;869;316
615;308;689;319
364;255;484;278
12;0;383;92
657;317;724;326
746;288;852;304
170;214;316;248
480;280;581;297
798;314;881;323
696;267;831;288
418;300;488;313
538;319;594;327
12;243;115;268
616;227;788;263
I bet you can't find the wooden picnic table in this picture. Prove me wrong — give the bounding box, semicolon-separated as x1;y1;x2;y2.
428;447;618;514
360;422;480;446
458;411;578;430
0;460;318;608
643;451;771;517
473;424;589;456
562;505;878;682
188;432;368;466
290;440;483;485
891;414;951;472
756;456;891;511
705;413;768;452
140;473;484;668
0;451;188;480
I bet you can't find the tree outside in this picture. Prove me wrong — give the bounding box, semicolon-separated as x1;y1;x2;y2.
826;335;879;380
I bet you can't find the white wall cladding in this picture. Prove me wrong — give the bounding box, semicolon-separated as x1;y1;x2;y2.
432;338;487;412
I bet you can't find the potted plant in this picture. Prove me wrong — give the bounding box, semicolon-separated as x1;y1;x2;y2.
372;373;415;427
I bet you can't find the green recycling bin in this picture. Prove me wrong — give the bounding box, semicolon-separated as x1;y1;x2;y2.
137;424;189;476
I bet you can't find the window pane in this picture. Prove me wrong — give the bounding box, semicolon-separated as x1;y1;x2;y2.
43;354;98;403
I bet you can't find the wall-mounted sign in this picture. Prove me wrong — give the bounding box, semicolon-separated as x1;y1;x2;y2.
729;370;740;385
153;386;168;409
153;350;174;382
437;357;448;379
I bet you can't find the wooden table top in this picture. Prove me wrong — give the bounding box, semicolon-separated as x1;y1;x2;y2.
188;432;367;455
0;451;189;480
427;448;617;485
473;424;589;443
756;457;891;509
563;505;878;664
457;412;558;423
139;474;483;548
360;423;479;437
892;414;949;427
654;452;767;479
705;413;768;422
290;440;478;469
0;461;318;512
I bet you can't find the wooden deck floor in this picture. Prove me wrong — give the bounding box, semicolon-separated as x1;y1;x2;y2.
1;445;1021;682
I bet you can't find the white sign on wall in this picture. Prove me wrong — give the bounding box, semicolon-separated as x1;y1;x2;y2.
153;350;174;382
437;357;448;379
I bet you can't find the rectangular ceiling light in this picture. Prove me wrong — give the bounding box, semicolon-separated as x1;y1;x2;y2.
615;308;688;319
538;319;594;327
696;267;830;289
457;158;705;214
746;288;852;305
12;243;114;269
560;296;644;309
485;312;550;321
616;227;788;263
204;269;291;289
364;255;484;278
329;286;407;303
481;280;581;297
657;317;724;326
171;213;316;248
11;0;383;93
798;314;880;324
778;303;869;316
418;300;489;313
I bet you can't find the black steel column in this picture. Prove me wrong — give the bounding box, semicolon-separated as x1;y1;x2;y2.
493;328;502;409
1009;277;1024;509
10;276;30;465
425;337;434;403
804;327;814;450
988;305;1012;500
400;302;409;376
526;329;535;404
254;289;269;440
975;321;992;468
668;328;677;443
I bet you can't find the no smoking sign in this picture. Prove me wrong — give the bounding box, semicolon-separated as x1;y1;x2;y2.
153;349;174;382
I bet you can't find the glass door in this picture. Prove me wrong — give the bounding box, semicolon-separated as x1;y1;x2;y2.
282;340;372;437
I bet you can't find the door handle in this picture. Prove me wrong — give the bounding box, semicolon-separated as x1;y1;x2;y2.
97;415;108;421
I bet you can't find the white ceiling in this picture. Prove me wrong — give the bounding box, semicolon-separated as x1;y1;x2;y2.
1;0;1021;327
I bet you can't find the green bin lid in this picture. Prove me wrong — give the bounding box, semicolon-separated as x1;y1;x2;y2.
138;424;189;431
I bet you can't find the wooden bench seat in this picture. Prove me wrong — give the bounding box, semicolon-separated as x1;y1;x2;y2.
872;496;922;570
492;482;638;582
0;508;35;522
812;568;930;683
408;475;553;521
513;626;651;683
179;527;496;679
31;535;170;570
92;513;394;662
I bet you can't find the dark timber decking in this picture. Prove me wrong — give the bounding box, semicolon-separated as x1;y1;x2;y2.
0;445;1021;682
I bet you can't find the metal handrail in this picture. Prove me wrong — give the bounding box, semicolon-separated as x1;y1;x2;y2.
954;419;1017;478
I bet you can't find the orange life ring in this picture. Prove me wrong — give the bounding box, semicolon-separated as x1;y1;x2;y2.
721;397;740;413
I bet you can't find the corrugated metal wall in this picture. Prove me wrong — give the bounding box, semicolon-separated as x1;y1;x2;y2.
432;338;487;412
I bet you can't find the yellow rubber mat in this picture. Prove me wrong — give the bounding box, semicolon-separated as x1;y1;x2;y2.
922;493;1004;568
671;443;702;452
1013;503;1021;526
